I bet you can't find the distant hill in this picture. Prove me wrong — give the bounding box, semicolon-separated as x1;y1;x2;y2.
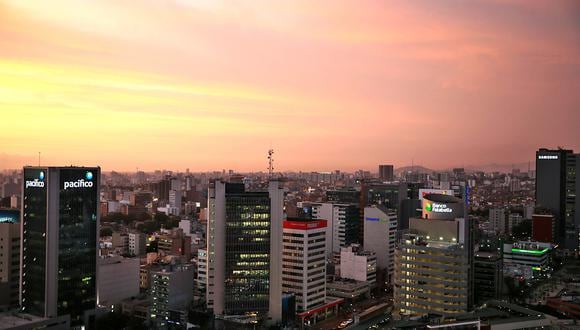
394;162;533;174
394;165;434;174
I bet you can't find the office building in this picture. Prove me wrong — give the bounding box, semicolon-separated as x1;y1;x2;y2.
282;219;327;312
150;264;194;329
378;165;394;181
535;148;579;250
21;167;99;327
0;210;20;310
363;206;397;283
339;245;376;286
98;256;140;307
206;180;284;324
532;214;555;243
395;193;473;317
311;202;360;257
128;232;147;256
473;251;503;306
503;241;551;280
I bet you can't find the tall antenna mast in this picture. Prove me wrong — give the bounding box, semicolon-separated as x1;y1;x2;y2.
268;149;274;178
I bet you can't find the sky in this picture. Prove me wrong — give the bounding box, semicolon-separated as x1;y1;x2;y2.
1;0;579;172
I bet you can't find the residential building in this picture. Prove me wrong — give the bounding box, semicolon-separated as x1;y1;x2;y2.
150;264;194;329
378;165;394;181
339;245;376;286
128;232;147;256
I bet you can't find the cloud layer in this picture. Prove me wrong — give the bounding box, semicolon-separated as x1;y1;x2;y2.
1;0;579;171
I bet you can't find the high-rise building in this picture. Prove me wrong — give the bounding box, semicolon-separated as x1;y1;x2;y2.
150;264;194;329
378;165;394;181
311;203;360;257
0;210;20;310
206;180;284;324
535;148;579;250
363;206;397;283
395;193;473;317
282;219;327;312
21;167;99;327
473;251;503;306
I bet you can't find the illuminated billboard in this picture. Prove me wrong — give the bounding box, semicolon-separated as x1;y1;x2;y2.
0;209;19;223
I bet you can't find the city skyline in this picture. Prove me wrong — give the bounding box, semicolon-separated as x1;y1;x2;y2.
1;0;580;172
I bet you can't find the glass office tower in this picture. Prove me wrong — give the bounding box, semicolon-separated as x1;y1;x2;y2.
21;167;99;328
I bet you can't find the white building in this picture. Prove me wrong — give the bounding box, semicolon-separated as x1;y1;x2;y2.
196;249;207;293
282;219;327;312
312;202;358;257
128;232;147;256
178;219;193;237
363;206;397;282
340;245;376;286
98;257;140;307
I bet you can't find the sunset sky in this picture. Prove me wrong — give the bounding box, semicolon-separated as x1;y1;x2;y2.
1;0;579;172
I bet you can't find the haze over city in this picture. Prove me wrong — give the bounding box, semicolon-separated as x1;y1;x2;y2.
1;0;579;172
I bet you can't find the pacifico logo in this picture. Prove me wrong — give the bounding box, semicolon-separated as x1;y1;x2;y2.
25;171;45;188
425;203;432;212
63;171;94;190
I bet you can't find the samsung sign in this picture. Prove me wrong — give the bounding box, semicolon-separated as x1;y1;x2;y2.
25;171;45;188
425;202;453;213
63;171;94;190
538;155;558;160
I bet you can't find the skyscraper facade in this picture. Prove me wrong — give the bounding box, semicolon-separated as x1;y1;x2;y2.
21;167;99;327
206;180;284;324
535;148;579;250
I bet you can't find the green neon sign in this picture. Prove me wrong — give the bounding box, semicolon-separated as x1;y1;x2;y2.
511;248;549;255
425;203;432;212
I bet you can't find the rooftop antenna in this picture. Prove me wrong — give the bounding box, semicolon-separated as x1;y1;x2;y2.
268;149;274;178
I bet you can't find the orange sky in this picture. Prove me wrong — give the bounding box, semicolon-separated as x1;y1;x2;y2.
1;0;579;172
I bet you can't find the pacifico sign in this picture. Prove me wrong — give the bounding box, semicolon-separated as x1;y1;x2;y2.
25;171;45;188
63;171;94;190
